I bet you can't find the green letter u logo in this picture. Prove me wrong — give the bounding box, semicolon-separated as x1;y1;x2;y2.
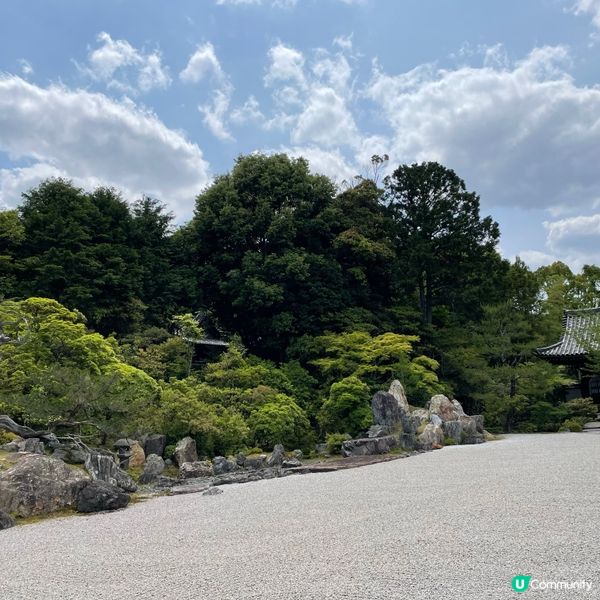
512;575;531;593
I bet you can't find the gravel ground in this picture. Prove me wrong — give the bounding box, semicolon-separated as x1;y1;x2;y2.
1;433;599;600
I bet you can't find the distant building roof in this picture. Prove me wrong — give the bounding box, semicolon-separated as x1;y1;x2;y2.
536;308;600;363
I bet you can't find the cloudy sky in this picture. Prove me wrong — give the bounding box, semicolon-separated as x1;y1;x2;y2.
1;0;600;269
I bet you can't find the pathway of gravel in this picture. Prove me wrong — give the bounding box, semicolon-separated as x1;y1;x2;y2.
1;433;599;600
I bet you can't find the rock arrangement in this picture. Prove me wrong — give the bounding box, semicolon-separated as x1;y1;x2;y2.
0;382;488;528
341;381;487;457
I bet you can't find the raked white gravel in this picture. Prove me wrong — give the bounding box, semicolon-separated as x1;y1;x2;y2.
1;433;599;600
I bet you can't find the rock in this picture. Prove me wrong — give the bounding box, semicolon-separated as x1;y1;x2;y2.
85;452;137;493
1;441;21;453
417;423;444;450
292;449;303;460
202;487;223;496
442;420;463;444
400;432;416;450
428;395;462;422
460;415;485;444
212;456;237;476
165;459;173;466
266;444;285;467
451;399;466;417
0;509;16;530
52;446;88;464
18;438;44;454
282;458;302;468
139;454;165;484
430;414;443;427
341;435;398;457
174;437;197;466
367;425;390;438
0;454;89;518
235;452;247;467
315;443;328;455
128;441;145;469
76;481;130;513
389;380;410;413
371;391;402;428
143;434;166;458
179;461;213;479
244;455;267;470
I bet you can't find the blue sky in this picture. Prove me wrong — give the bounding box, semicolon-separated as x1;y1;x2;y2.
2;0;600;270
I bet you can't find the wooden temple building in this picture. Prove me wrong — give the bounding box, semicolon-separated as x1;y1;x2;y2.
536;307;600;403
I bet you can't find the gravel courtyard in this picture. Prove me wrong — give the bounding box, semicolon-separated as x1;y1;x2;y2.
1;433;599;600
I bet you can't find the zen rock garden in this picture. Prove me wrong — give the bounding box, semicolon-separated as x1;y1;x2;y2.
0;381;488;529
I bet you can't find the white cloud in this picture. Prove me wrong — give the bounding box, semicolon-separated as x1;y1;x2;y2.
264;43;307;89
0;76;211;218
230;95;264;124
280;145;356;183
18;59;33;77
81;32;171;94
516;249;557;270
366;45;600;212
199;86;235;141
291;86;358;147
571;0;600;29
179;43;224;84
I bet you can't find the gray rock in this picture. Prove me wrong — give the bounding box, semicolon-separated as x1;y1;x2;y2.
266;444;285;467
0;509;16;530
430;414;443;427
0;454;89;517
367;424;390;438
84;452;137;493
341;435;398;457
143;434;166;458
442;420;463;443
460;416;485;444
202;487;223;496
76;481;130;513
417;423;444;450
292;449;303;460
282;458;302;469
212;456;237;476
389;380;410;413
1;441;21;453
235;452;247;467
179;460;213;479
52;446;88;464
139;454;165;484
18;438;44;454
174;437;197;466
400;432;416;450
371;391;402;428
244;455;267;470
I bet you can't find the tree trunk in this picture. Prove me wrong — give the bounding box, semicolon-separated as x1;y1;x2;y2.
0;415;57;444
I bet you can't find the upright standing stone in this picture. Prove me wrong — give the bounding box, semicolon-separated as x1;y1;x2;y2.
371;391;402;428
174;437;198;466
144;434;166;458
389;380;410;414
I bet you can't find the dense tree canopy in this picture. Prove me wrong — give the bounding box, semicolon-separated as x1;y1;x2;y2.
0;155;598;452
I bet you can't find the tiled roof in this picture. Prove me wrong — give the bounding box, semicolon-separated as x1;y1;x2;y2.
536;308;600;359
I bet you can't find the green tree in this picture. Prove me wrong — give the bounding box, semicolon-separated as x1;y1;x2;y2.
385;162;500;325
319;375;372;437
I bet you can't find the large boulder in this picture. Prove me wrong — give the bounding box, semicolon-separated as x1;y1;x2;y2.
85;452;137;493
371;391;402;428
0;454;89;517
388;380;410;414
139;454;165;484
428;395;462;422
0;510;16;530
266;444;285;467
341;435;398;457
143;434;166;458
460;415;485;444
52;446;88;464
179;461;213;479
76;481;130;513
417;423;444;450
128;441;146;469
174;437;197;466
